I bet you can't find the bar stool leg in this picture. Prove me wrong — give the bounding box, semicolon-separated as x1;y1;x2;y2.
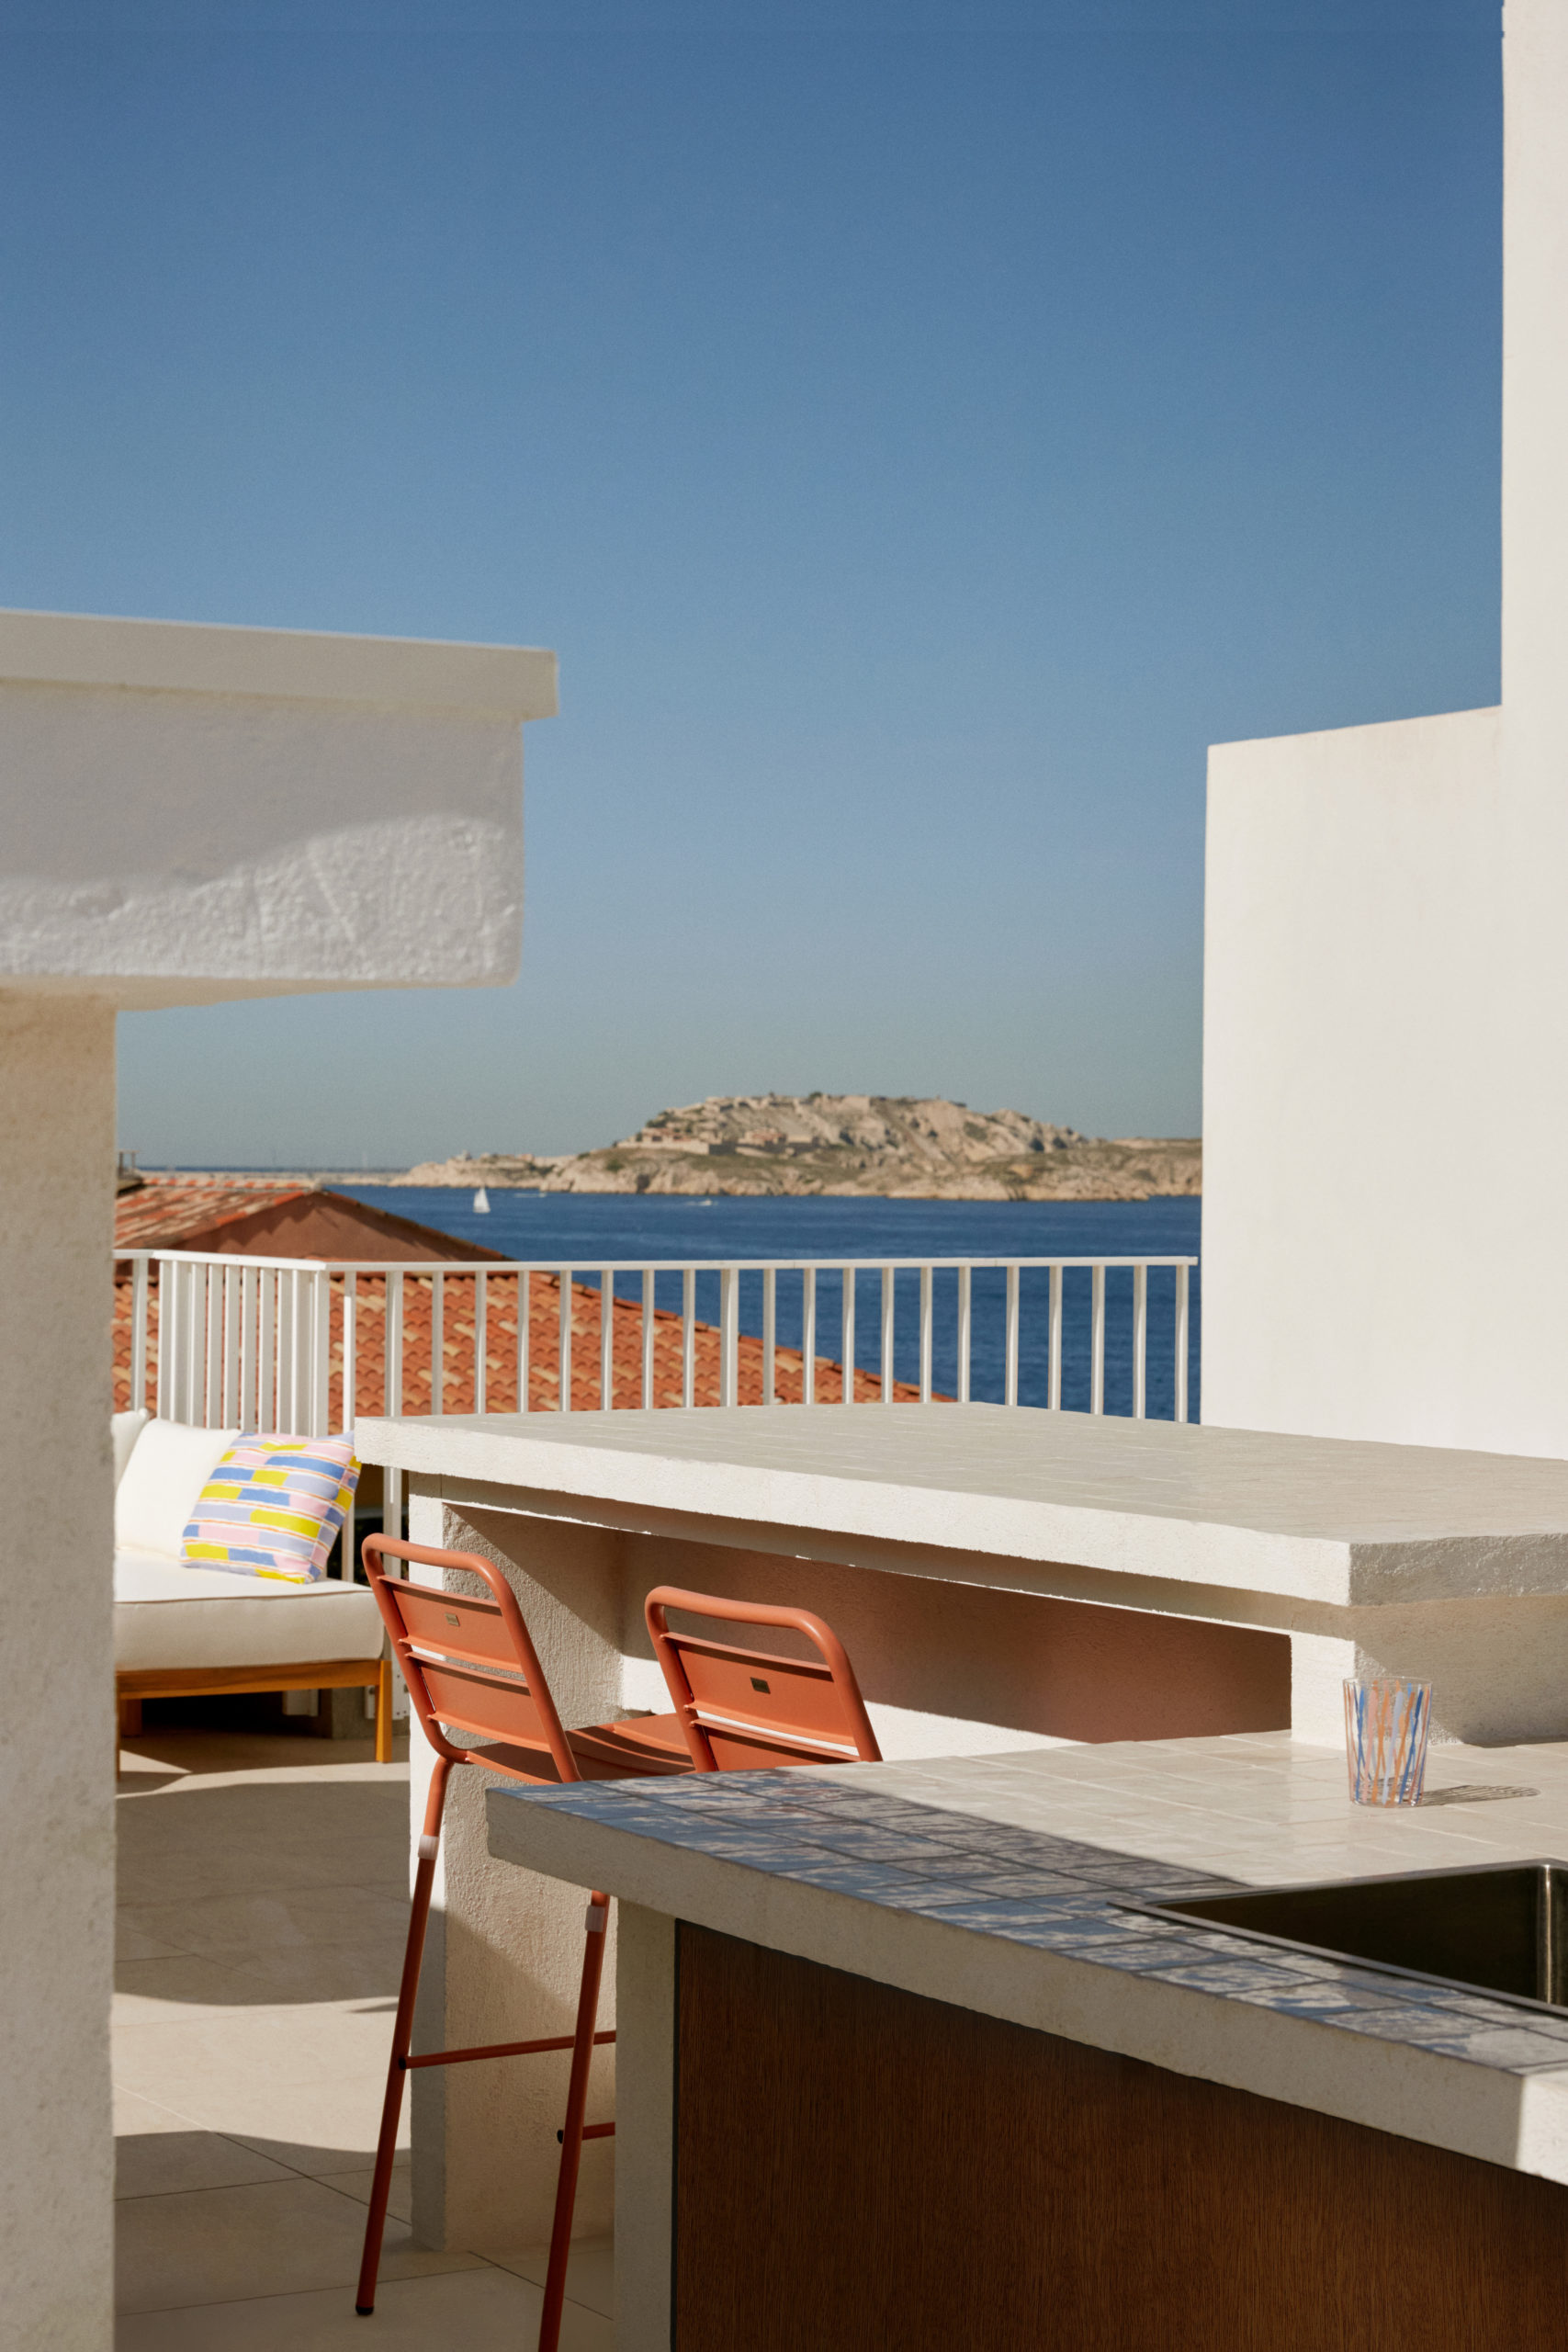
537;1894;611;2352
357;1758;451;2315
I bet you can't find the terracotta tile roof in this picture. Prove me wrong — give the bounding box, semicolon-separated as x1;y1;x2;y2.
113;1267;924;1417
114;1178;315;1252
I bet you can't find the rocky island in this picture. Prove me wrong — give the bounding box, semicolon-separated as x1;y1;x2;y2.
396;1094;1201;1202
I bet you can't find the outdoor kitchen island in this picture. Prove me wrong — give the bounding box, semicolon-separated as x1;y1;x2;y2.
487;1732;1568;2352
351;1403;1568;2261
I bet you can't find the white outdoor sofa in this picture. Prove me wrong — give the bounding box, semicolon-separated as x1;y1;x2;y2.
113;1414;393;1762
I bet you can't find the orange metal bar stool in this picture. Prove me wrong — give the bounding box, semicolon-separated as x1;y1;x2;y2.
644;1585;885;1770
354;1537;686;2341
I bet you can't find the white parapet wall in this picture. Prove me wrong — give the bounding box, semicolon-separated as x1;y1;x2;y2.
0;607;553;2350
1203;0;1568;1464
1201;705;1510;1450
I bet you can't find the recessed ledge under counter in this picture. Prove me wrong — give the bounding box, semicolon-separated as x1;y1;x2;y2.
355;1403;1568;1747
487;1734;1568;2352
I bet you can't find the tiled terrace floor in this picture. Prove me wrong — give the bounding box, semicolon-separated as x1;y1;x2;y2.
115;1725;612;2348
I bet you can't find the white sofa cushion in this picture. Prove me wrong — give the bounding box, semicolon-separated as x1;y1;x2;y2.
113;1409;150;1489
114;1549;384;1673
114;1420;240;1559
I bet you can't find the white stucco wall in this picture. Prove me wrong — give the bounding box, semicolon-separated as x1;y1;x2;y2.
1202;0;1568;1461
0;997;117;2349
0;611;555;1006
1201;706;1517;1449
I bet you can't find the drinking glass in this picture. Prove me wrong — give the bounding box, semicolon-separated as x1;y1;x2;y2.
1343;1678;1431;1806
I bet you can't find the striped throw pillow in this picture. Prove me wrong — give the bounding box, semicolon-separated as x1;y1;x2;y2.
182;1437;360;1582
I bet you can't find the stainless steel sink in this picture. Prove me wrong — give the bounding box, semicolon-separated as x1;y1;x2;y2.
1143;1860;1568;2012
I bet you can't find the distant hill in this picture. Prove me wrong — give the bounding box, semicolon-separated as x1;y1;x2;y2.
397;1094;1201;1202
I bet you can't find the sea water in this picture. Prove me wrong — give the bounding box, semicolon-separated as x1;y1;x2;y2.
343;1188;1201;1422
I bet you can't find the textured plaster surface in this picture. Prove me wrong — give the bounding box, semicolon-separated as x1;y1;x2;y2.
355;1407;1568;1607
0;997;117;2348
489;1733;1568;2195
0;610;557;1007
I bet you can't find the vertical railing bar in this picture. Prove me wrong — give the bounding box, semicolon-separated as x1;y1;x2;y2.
473;1270;487;1416
1048;1262;1064;1410
841;1264;855;1404
642;1267;655;1408
1091;1262;1106;1416
1133;1262;1147;1420
207;1262;223;1426
258;1268;275;1433
130;1257;150;1416
343;1271;357;1437
1005;1263;1020;1408
558;1267;573;1414
801;1267;816;1406
762;1267;776;1405
314;1269;332;1437
719;1267;739;1407
601;1268;615;1410
197;1261;209;1426
238;1262;257;1430
154;1260;171;1419
682;1269;694;1408
384;1271;402;1415
222;1263;241;1425
919;1264;933;1404
297;1269;312;1431
1175;1262;1190;1425
880;1264;895;1403
517;1268;530;1412
957;1264;972;1406
276;1271;294;1432
431;1272;446;1417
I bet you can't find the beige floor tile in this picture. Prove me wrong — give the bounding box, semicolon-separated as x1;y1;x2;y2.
314;2160;412;2222
114;2003;400;2097
114;2086;207;2139
109;2074;400;2174
117;1915;191;1962
116;1952;272;2022
117;1883;412;1964
480;2233;615;2317
115;2174;482;2314
220;1939;404;2007
113;2261;614;2351
117;2128;297;2199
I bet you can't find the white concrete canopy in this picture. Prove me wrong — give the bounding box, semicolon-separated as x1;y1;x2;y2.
0;606;554;2348
0;607;556;1005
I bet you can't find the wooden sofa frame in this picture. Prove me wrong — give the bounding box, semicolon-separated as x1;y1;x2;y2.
117;1655;395;1764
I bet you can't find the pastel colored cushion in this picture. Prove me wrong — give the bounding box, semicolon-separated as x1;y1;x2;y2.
182;1436;359;1582
115;1419;242;1559
112;1408;151;1489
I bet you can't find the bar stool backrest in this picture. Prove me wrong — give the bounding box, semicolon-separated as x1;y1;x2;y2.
645;1586;883;1770
364;1534;579;1781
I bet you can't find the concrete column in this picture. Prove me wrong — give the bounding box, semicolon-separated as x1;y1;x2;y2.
405;1483;625;2253
614;1905;675;2352
0;994;116;2350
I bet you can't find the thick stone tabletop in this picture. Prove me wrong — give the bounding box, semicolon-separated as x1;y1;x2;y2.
354;1403;1568;1605
486;1732;1568;2185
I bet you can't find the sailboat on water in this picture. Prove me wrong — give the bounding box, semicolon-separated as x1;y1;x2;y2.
473;1185;491;1214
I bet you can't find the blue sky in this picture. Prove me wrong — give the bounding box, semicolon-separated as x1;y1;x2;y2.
2;2;1500;1165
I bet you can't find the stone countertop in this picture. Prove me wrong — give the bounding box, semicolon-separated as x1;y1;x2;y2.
485;1732;1568;2186
355;1404;1568;1606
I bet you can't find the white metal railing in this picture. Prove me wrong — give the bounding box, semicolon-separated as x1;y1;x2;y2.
116;1250;1197;1552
